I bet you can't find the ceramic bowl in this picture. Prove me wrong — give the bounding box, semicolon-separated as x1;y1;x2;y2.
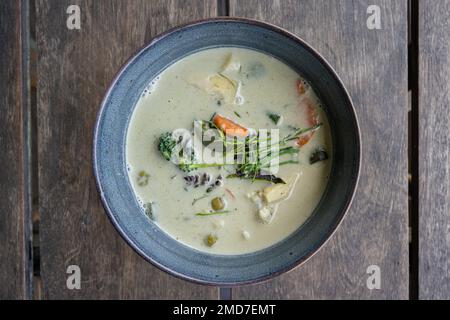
93;18;360;285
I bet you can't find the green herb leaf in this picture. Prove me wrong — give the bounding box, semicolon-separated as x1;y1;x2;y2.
227;173;285;184
192;194;209;206
195;210;230;216
267;112;281;125
144;202;154;220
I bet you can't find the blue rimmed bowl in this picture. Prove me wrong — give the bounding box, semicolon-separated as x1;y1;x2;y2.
93;18;360;285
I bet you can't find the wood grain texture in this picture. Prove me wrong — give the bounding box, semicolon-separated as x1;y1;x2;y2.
230;0;409;299
419;0;450;300
36;0;218;299
0;0;31;299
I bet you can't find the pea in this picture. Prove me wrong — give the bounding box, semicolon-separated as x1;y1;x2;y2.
205;234;218;247
137;170;150;186
211;197;225;211
244;61;266;78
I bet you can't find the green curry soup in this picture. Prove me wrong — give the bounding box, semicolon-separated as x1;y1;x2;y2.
126;47;332;254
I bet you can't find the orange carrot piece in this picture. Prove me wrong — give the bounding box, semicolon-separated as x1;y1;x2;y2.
296;79;306;95
296;99;319;147
225;188;236;200
297;135;312;147
213;114;249;137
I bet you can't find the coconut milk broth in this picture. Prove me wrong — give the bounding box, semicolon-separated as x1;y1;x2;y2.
126;47;332;254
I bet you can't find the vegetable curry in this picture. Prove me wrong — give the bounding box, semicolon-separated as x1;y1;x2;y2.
126;48;332;254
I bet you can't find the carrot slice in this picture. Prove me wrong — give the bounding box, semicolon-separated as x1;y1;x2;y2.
296;99;319;147
296;78;307;95
213;114;249;137
225;188;236;200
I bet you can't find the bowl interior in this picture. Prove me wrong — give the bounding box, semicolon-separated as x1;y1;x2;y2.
94;19;360;285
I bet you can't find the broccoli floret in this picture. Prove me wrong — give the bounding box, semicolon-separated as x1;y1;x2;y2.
157;131;225;173
157;131;197;172
158;132;177;161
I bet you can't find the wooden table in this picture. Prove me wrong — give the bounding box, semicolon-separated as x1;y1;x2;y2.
0;0;448;300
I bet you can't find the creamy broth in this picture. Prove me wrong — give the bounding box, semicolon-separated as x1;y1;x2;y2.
126;47;332;254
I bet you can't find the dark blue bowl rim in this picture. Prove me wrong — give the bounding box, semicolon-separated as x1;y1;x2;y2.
93;17;361;286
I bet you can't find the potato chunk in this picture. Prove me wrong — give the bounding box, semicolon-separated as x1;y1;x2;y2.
262;173;300;204
258;205;277;224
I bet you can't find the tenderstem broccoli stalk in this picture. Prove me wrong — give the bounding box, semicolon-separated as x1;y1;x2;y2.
157;121;322;181
223;123;322;182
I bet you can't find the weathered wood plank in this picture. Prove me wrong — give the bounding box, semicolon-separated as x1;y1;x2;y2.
230;0;409;299
36;0;218;299
0;0;31;300
419;0;450;300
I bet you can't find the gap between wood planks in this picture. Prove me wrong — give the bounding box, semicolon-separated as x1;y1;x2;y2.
21;0;34;300
26;0;418;300
28;0;40;300
408;0;419;301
